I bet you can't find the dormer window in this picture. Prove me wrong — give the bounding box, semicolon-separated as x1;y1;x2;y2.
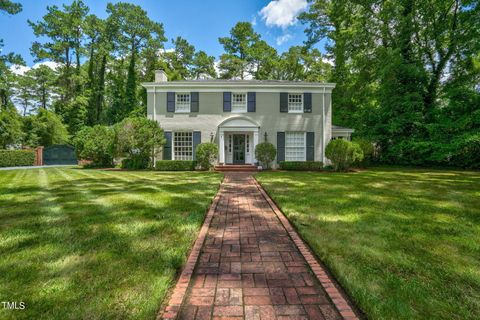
288;93;303;113
231;93;247;113
176;93;191;112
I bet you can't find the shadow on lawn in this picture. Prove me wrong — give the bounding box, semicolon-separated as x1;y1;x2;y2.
0;170;221;320
256;169;480;319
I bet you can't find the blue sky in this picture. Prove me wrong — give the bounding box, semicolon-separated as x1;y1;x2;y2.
0;0;321;66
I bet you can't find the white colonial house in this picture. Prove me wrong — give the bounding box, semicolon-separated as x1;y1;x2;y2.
142;70;353;167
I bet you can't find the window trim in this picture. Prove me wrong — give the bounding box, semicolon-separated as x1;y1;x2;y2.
285;131;306;161
287;93;304;113
175;93;191;113
172;131;193;160
231;92;248;113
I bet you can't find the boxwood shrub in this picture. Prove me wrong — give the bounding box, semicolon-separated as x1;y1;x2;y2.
279;161;324;171
0;150;36;167
155;160;197;171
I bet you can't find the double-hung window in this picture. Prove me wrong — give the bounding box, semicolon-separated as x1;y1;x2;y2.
232;93;247;112
285;132;306;161
288;93;303;113
173;132;193;160
176;93;191;113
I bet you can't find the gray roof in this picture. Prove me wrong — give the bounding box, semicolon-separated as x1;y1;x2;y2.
332;125;354;132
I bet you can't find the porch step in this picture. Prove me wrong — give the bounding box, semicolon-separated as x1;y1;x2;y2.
215;164;259;172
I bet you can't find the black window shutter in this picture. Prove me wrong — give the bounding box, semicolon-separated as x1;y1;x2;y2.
277;132;285;163
167;92;175;112
223;92;231;112
247;92;256;112
280;92;288;112
191;92;199;112
163;132;172;160
193;131;201;160
306;132;315;161
304;93;312;113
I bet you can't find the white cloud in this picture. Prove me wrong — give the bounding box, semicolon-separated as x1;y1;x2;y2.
260;0;308;29
276;33;292;46
9;61;60;76
251;16;257;26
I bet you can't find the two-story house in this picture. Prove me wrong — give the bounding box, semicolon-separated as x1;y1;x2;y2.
142;70;353;167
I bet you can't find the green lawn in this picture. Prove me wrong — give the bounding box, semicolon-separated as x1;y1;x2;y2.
256;167;480;320
0;167;222;320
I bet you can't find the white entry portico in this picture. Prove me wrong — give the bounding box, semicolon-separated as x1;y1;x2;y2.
218;116;259;165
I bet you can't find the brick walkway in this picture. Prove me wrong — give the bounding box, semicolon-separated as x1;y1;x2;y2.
162;173;358;320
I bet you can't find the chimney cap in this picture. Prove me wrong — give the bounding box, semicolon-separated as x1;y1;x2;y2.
155;69;168;82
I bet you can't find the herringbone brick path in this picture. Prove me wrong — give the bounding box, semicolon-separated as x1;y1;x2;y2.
162;173;358;320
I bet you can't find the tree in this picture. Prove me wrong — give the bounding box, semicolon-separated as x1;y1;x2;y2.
192;51;217;79
300;0;480;167
162;37;196;79
31;108;69;147
73;125;115;167
13;72;35;115
106;2;166;118
0;41;24;109
218;22;261;79
0;0;21;15
29;64;57;110
116;117;165;168
29;0;89;103
0;106;23;148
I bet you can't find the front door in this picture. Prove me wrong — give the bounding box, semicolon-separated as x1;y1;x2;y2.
232;134;245;164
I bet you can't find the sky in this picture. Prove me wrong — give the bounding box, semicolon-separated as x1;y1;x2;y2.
0;0;324;68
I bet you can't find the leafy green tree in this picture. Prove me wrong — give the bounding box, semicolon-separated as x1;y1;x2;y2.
106;2;166;119
0;106;23;148
162;37;196;79
218;22;261;79
73;125;115;167
0;0;22;14
116;117;165;168
13;72;35;115
0;40;24;109
192;51;217;79
29;64;57;110
31;108;69;147
29;0;89;103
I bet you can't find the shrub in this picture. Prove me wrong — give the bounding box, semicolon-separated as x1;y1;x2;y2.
31;109;69;147
0;150;35;167
73;125;115;167
116;117;165;169
279;161;324;171
0;107;23;148
325;139;364;171
196;143;218;170
121;155;150;170
353;138;375;167
155;160;197;171
255;142;276;169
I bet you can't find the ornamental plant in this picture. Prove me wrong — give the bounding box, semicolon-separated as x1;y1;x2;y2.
325;139;364;171
255;142;276;169
196;143;218;170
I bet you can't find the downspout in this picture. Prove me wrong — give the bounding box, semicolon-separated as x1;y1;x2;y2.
153;86;157;167
322;87;326;163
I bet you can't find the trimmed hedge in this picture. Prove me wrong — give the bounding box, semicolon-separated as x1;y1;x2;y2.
0;150;35;167
155;160;197;171
279;161;324;171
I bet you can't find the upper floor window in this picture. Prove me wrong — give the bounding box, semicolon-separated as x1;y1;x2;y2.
288;93;303;113
176;93;191;112
232;93;247;112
